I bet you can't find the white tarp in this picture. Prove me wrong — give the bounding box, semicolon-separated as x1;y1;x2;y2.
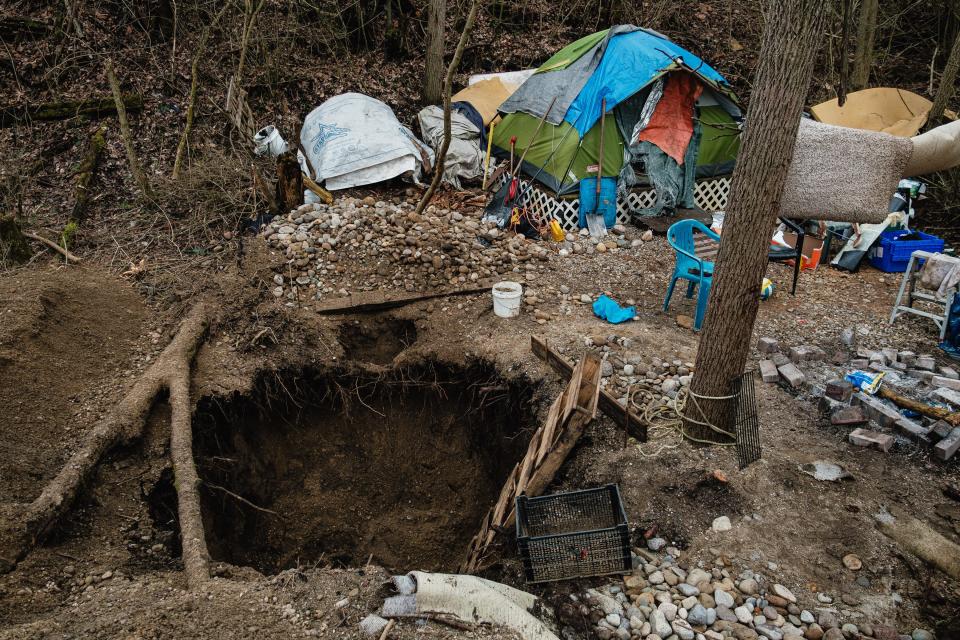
417;105;483;189
300;93;434;191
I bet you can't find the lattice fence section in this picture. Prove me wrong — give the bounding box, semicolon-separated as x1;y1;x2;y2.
493;175;731;232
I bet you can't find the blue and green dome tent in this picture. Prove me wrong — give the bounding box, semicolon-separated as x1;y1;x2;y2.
492;26;742;196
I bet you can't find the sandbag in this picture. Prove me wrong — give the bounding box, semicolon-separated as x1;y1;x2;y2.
300;93;434;191
417;105;483;189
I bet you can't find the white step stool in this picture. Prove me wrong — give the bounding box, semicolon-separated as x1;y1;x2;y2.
889;249;957;340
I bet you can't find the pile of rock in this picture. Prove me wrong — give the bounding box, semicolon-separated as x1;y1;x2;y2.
570;543;933;640
561;334;694;411
755;336;960;460
260;199;650;302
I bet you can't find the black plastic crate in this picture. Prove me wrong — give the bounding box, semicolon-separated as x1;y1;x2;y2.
516;484;631;583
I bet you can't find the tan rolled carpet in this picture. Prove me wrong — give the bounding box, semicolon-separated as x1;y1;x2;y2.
906;118;960;176
781;119;912;223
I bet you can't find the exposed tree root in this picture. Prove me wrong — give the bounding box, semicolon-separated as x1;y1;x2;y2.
0;304;210;585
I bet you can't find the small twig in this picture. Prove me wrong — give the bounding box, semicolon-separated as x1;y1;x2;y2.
55;551;82;562
204;481;277;515
23;231;81;262
378;619;396;640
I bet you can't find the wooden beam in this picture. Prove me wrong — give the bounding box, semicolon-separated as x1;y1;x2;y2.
314;284;491;315
531;335;647;441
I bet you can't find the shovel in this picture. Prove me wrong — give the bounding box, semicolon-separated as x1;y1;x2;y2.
586;97;608;239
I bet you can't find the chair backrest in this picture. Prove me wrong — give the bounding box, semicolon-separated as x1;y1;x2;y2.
667;219;718;260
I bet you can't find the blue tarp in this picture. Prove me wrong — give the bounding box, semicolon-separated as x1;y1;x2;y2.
563;30;728;137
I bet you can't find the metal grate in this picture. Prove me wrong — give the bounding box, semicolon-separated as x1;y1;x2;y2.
493;174;732;233
731;372;761;469
516;485;631;583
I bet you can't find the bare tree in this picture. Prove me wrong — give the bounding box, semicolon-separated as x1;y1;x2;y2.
423;0;446;104
928;27;960;127
685;0;831;437
851;0;878;90
415;0;481;215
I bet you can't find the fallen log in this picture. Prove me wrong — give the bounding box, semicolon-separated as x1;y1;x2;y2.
106;60;153;200
0;94;143;128
0;304;210;584
461;352;601;574
878;386;960;427
0;16;51;40
876;508;960;580
531;336;647;441
70;125;107;224
314;284;491;315
22;231;81;263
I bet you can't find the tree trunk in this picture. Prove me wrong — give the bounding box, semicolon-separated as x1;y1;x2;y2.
851;0;878;90
685;0;830;438
70;125;107;224
275;150;304;213
106;60;154;200
0;214;31;265
423;0;446;104
415;0;480;215
929;29;960;127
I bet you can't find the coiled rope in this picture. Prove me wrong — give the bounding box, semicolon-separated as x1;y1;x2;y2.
628;381;738;456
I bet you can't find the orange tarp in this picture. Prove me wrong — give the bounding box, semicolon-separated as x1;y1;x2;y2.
636;72;703;164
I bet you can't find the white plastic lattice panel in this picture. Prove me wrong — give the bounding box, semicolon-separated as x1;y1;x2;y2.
490;175;731;232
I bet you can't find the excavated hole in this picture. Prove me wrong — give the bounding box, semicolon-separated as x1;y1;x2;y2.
193;361;537;574
337;317;417;365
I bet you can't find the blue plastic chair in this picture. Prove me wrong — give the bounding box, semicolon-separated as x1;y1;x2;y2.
663;219;719;331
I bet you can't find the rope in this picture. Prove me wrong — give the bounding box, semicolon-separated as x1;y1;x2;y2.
628;382;738;457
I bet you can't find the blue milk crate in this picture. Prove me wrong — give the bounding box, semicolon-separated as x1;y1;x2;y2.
868;229;945;273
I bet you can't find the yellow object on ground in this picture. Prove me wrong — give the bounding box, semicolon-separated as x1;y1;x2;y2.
810;88;931;137
451;78;518;125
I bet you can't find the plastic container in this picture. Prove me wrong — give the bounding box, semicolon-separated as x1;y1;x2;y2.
868;229;945;273
253;125;289;157
578;177;617;229
516;484;631;583
492;281;523;318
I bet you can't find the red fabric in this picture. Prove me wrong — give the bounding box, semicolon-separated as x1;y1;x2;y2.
636;72;703;165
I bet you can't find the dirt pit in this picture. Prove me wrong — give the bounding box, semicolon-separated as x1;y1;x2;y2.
337;317;418;365
190;361;538;574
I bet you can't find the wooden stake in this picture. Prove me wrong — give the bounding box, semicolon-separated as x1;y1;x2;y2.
22;231;81;263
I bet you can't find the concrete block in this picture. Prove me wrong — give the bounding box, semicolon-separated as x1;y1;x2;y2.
831;405;868;425
819;395;843;414
777;362;806;388
881;348;898;364
939;366;960;380
869;362;890;373
895;417;930;443
852;393;901;428
932;376;960;391
898;351;916;366
757;337;779;354
868;351;885;364
771;352;790;367
849;359;870;369
935;428;960;461
933;387;960;409
906;369;936;383
759;360;779;383
930;420;954;441
825;379;854;401
889;361;908;372
849;428;894;452
916;356;937;371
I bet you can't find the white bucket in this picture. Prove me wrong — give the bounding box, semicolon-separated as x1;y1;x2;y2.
492;281;523;318
254;125;289;157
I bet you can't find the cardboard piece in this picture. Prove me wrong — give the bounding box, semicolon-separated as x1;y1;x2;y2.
810;88;931;137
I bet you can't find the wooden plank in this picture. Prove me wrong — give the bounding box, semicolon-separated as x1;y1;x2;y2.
531;336;647;441
314;283;491;315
